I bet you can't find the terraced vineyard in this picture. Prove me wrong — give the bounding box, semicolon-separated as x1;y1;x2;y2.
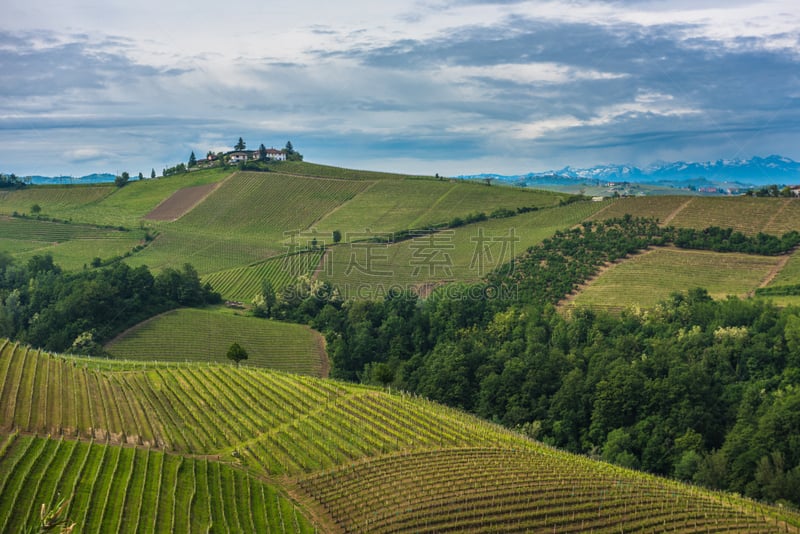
0;340;798;532
566;247;782;311
203;250;324;301
104;308;327;376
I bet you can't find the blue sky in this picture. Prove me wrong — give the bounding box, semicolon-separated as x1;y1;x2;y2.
1;0;799;176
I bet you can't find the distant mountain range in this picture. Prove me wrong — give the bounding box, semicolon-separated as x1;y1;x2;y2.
461;155;800;192
28;173;116;185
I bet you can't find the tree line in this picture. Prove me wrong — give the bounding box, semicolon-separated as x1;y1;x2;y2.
259;217;800;506
0;253;220;355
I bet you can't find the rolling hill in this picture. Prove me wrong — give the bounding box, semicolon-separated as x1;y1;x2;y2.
104;307;328;376
4;162;800;531
1;340;798;533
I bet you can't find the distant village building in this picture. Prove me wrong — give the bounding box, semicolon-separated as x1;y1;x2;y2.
265;148;286;161
227;148;286;163
229;151;250;163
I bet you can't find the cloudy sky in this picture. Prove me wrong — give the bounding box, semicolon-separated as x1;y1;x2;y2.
1;0;799;177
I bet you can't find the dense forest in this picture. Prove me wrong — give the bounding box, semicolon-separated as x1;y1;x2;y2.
266;218;800;506
0;252;220;354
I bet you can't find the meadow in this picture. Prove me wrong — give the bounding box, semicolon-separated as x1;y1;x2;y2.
104;307;327;376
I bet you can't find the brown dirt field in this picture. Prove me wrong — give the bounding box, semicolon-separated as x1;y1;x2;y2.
144;182;220;221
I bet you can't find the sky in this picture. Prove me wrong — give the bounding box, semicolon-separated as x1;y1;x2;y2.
1;0;799;177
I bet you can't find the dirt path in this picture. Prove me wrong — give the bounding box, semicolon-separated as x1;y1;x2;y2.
144;172;235;222
763;198;791;233
314;329;330;379
758;253;791;289
662;197;694;225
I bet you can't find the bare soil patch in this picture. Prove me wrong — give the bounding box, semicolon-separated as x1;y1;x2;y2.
144;182;220;221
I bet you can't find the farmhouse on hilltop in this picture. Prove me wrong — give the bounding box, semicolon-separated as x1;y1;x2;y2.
227;148;286;163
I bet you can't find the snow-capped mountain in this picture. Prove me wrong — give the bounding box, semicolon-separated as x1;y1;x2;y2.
463;155;800;190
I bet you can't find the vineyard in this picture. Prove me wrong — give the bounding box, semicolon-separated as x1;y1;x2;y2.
321;201;604;298
0;432;314;534
0;217;147;270
593;196;800;235
0;169;231;228
0;185;114;221
311;179;568;239
298;447;788;533
104;308;327;376
566;247;783;310
174;172;371;241
203;251;324;301
0;340;799;532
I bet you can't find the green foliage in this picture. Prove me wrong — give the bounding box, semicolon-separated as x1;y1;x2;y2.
187;151;197;168
234;137;246;151
114;172;129;188
226;342;248;365
0;254;219;353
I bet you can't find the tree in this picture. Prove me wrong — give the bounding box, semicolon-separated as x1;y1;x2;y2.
138;172;144;181
332;230;342;244
235;137;246;151
258;144;267;161
253;279;277;318
114;172;130;188
188;151;197;168
284;141;294;155
227;342;248;365
151;168;156;179
30;204;41;215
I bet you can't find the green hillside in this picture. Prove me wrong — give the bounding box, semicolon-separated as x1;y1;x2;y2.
104;307;328;376
0;340;797;533
321;201;604;298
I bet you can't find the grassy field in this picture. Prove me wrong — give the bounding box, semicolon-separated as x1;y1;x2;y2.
104;307;327;376
0;340;797;533
566;247;782;311
322;201;605;298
